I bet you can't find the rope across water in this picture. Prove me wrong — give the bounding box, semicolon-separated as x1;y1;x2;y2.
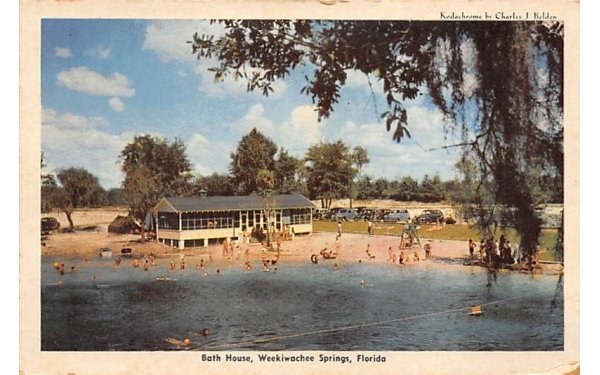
187;288;555;351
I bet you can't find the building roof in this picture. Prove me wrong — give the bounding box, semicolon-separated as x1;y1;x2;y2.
155;193;316;213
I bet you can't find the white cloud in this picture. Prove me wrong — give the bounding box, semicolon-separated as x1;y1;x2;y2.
224;90;459;181
87;47;111;59
54;47;72;58
143;20;287;99
57;66;135;97
41;108;135;188
279;105;323;152
108;97;125;112
42;108;109;129
187;132;233;176
343;69;385;96
460;40;479;97
231;103;276;135
142;20;220;63
329;102;460;181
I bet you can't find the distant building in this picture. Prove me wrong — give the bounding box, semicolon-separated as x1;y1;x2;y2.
153;193;316;249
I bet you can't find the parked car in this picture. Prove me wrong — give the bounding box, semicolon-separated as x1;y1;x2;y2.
376;209;391;221
415;209;445;224
324;207;342;221
313;208;329;220
383;209;411;222
358;208;377;220
445;217;457;225
41;217;60;232
333;208;360;221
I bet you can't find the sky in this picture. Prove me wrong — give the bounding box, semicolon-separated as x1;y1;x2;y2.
41;19;462;189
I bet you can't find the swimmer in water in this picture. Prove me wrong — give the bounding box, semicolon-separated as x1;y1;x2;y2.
216;269;221;276
169;260;176;271
333;263;339;271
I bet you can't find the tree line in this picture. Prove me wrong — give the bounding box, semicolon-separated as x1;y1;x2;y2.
42;128;503;231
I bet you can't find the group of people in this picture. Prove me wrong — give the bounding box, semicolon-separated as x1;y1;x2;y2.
470;235;540;267
367;240;430;265
246;225;295;247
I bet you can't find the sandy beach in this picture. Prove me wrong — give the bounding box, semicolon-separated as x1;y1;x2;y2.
41;214;469;266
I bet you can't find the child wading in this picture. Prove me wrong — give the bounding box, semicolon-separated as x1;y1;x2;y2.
424;243;432;259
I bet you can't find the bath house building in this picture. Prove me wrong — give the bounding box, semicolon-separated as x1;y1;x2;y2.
153;192;316;249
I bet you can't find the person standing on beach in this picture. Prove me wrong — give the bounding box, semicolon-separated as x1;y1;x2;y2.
222;238;229;256
337;221;342;237
468;239;476;260
367;219;373;236
242;229;249;245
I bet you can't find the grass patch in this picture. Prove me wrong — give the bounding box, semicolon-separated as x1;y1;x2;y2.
314;220;560;259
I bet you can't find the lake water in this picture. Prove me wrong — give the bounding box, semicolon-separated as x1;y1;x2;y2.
41;256;563;351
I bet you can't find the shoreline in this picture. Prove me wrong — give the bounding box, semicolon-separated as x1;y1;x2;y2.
41;227;562;275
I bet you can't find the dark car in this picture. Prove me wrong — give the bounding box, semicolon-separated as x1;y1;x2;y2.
41;217;60;232
415;209;444;224
445;217;457;225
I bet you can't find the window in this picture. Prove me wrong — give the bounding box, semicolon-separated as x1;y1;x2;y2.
290;208;312;225
158;212;178;229
180;211;234;230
